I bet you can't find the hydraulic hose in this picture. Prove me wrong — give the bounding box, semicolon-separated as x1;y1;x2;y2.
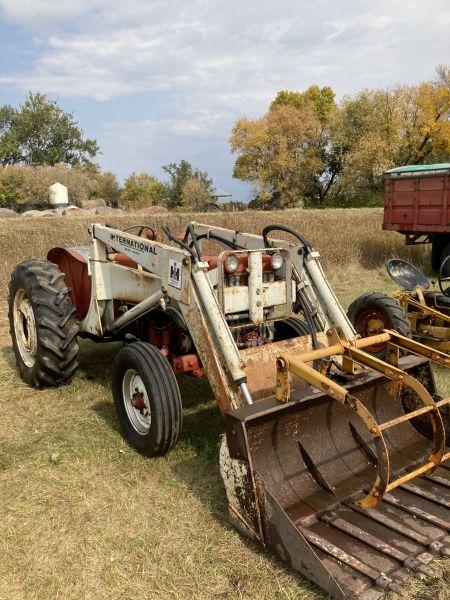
188;223;202;262
162;224;198;261
262;224;314;252
262;224;326;371
189;233;245;251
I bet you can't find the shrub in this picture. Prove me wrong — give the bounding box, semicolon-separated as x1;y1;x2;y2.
0;164;99;209
93;171;121;207
121;172;167;209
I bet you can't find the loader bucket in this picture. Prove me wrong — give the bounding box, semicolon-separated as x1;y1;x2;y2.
221;354;450;599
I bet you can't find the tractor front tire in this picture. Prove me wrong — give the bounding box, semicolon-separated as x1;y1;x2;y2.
347;292;411;360
112;342;182;456
8;260;79;387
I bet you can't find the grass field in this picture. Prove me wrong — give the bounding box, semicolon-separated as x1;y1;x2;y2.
0;209;448;599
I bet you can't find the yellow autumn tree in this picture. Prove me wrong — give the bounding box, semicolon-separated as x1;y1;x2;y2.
230;68;450;208
180;178;213;210
230;102;327;208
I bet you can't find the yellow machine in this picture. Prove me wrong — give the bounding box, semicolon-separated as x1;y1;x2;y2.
349;258;450;355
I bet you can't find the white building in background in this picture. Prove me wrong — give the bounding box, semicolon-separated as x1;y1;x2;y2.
49;182;69;208
212;188;232;205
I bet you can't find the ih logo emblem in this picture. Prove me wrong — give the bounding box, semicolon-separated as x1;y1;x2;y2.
168;259;182;290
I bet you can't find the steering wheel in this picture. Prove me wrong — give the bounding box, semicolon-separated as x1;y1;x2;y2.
122;225;156;240
438;255;450;297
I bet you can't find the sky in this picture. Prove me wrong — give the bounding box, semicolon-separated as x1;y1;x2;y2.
0;1;449;201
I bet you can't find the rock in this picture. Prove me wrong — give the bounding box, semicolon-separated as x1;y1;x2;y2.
95;206;124;215
21;209;43;217
21;209;57;218
52;205;77;216
39;210;58;217
0;208;18;218
80;198;106;209
62;205;79;215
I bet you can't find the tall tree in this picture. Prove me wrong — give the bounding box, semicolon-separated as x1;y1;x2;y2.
0;92;99;167
163;160;214;209
231;86;336;208
180;178;214;210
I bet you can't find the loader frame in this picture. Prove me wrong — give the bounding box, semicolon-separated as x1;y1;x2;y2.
395;287;450;353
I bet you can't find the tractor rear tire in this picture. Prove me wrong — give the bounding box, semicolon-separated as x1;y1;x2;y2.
112;342;182;456
8;260;79;387
347;292;411;360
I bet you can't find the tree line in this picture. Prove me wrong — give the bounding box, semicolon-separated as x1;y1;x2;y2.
231;65;450;209
0;93;217;210
1;67;449;211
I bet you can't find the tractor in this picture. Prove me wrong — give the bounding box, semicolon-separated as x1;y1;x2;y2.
8;221;450;599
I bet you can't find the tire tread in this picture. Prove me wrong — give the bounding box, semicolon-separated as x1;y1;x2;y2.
8;259;79;387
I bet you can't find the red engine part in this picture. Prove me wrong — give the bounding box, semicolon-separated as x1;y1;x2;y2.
147;322;202;376
109;252;138;269
204;253;275;273
171;354;202;378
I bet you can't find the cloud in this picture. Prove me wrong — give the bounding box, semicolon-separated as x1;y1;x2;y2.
0;0;449;196
2;0;448;103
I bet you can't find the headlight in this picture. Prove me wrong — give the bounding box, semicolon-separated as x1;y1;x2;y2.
224;254;239;273
271;253;284;271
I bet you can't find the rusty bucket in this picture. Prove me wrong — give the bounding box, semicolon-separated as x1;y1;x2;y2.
221;350;450;599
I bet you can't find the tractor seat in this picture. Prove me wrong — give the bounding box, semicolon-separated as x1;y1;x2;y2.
421;291;450;310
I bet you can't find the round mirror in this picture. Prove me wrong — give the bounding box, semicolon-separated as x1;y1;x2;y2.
386;259;430;291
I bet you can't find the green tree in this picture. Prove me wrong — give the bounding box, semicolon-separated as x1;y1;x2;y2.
163;160;214;209
93;171;122;207
0;92;99;167
121;172;167;209
180;178;213;210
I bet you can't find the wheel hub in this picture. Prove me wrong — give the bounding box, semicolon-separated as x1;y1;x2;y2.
366;317;385;335
131;390;146;411
122;369;151;434
355;309;389;352
13;288;37;368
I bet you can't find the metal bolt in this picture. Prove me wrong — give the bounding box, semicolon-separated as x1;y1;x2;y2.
370;427;377;434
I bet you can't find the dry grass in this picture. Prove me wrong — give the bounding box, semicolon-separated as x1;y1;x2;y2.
0;207;432;299
0;209;448;599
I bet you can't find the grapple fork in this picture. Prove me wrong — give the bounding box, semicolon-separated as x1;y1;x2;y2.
221;330;450;599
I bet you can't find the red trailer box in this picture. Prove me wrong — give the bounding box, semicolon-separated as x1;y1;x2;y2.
383;163;450;268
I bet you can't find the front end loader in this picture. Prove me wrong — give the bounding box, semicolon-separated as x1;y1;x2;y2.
8;222;450;599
